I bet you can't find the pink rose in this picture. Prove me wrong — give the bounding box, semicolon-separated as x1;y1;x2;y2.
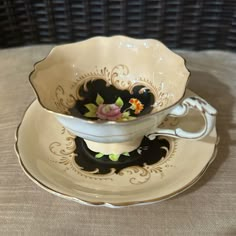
96;104;122;121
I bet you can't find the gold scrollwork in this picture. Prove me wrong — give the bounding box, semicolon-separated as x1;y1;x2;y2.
54;65;172;114
118;166;151;185
55;86;76;114
48;128;177;185
118;136;176;185
49;129;115;181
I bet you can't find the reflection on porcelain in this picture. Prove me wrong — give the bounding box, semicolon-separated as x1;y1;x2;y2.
15;90;219;207
29;36;217;157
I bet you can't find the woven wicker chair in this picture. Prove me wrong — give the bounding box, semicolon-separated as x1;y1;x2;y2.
1;0;235;50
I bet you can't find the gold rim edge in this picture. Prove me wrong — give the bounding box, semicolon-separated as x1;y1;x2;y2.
14;100;219;207
28;36;191;126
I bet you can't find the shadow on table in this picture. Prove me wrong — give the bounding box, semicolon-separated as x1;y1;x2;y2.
174;69;235;197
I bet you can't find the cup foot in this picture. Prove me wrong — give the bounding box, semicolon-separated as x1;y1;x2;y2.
74;136;171;174
84;137;143;155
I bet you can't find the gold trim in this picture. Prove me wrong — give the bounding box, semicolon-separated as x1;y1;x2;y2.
15;136;219;207
48;130;176;184
14;99;219;207
54;64;172;115
48;128;116;182
29;36;191;126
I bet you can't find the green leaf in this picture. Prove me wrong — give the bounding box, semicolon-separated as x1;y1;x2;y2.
85;103;97;112
109;154;120;161
95;153;104;158
122;152;130;156
127;116;136;120
122;111;130;118
84;111;97;118
120;115;136;121
96;94;104;105
115;97;124;107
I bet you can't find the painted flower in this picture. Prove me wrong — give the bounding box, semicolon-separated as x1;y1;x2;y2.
96;104;122;121
83;94;143;121
129;98;144;114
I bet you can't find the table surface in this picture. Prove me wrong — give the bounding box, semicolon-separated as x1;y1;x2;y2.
0;46;235;235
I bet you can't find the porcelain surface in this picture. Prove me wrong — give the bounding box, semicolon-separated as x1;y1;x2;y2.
15;90;218;207
30;36;189;117
29;36;216;155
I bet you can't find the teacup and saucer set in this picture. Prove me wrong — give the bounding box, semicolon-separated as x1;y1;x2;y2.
15;36;218;207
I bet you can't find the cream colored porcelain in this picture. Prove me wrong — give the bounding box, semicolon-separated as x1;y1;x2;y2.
29;36;217;155
15;90;218;207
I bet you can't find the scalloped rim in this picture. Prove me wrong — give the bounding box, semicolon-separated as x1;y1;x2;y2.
14;99;219;208
29;35;190;125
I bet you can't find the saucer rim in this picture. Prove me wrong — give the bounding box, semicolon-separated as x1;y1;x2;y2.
15;139;218;207
14;95;219;208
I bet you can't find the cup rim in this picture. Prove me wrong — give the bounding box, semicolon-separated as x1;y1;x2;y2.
29;35;190;125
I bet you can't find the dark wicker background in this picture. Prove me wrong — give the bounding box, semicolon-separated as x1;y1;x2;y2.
1;0;236;50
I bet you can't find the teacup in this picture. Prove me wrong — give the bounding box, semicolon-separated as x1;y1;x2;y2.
29;36;217;157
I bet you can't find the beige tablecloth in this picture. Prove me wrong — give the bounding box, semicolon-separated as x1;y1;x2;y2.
0;46;235;235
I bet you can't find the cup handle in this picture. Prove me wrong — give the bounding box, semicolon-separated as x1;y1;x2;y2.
147;96;217;140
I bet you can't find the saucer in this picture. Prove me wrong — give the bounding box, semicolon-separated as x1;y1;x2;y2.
15;90;218;207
